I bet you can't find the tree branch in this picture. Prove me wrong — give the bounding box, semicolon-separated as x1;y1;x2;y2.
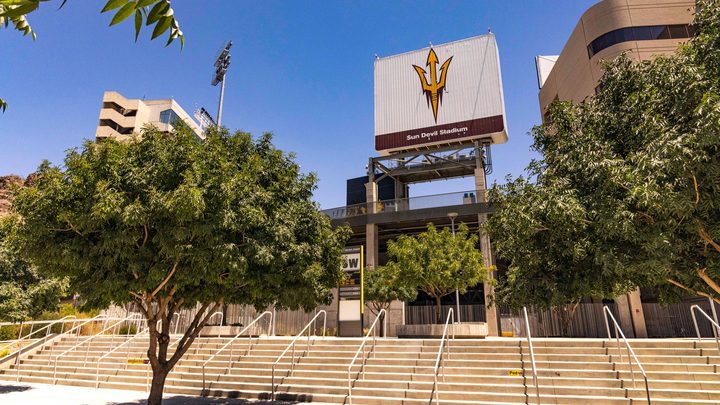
693;175;700;205
168;301;221;367
697;268;720;296
150;262;178;299
667;278;720;304
142;224;149;246
699;228;720;254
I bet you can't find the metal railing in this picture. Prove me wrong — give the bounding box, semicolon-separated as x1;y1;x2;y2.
52;313;143;383
0;315;77;355
690;304;720;355
12;315;110;381
43;315;111;359
522;307;540;405
202;311;273;392
430;308;454;405
602;306;651;404
95;323;152;387
347;309;386;405
271;310;327;400
207;311;224;338
321;190;480;220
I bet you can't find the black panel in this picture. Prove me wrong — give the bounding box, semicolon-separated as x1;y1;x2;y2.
346;175;397;205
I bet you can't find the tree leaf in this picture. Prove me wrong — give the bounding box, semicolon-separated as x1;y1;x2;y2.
110;1;136;26
134;9;141;41
136;0;156;8
146;0;168;25
151;15;171;40
0;2;38;19
101;0;127;13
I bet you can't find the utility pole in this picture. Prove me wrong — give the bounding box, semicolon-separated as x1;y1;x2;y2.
212;41;232;127
448;212;460;323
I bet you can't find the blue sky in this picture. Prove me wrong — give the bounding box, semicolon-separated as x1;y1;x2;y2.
0;0;597;209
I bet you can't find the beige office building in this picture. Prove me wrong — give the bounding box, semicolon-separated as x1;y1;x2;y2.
536;0;695;121
95;91;203;141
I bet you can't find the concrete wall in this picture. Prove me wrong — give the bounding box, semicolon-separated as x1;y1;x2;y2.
95;91;203;141
539;0;694;118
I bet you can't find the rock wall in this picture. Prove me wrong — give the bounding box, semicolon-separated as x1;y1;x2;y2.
0;175;27;217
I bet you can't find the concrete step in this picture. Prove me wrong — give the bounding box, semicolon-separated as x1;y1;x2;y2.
8;335;720;405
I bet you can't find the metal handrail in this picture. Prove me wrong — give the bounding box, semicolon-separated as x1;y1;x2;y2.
95;324;152;387
11;315;110;382
271;310;327;400
207;311;224;338
347;309;386;405
690;304;720;355
0;317;89;327
522;307;540;405
202;311;273;392
7;315;82;382
44;315;110;359
430;308;454;405
602;306;651;404
0;315;77;353
52;313;143;383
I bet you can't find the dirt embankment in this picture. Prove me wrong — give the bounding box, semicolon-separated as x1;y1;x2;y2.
0;175;32;217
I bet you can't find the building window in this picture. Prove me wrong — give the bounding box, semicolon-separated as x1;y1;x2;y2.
587;24;693;58
159;109;181;125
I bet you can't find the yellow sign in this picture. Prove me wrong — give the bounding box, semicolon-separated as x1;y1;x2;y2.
413;48;453;123
128;358;149;365
508;370;523;377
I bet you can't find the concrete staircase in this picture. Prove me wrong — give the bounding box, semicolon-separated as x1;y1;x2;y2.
1;335;719;404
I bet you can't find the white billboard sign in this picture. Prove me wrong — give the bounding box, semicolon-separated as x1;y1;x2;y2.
374;34;508;154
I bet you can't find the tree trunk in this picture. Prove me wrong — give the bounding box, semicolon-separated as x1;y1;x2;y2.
139;297;220;405
434;296;442;324
147;367;169;405
553;303;579;336
221;303;229;326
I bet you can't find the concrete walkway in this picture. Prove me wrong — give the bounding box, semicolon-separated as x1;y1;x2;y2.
0;382;298;405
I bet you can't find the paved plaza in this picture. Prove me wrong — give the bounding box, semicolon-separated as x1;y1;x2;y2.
0;382;296;405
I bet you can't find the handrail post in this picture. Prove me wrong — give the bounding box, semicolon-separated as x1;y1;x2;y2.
523;307;540;405
430;308;453;405
710;298;719;339
271;364;276;401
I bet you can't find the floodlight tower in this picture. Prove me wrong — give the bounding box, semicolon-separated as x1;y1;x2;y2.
212;41;232;127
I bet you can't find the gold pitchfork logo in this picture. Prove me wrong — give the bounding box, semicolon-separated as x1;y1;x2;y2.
413;48;452;123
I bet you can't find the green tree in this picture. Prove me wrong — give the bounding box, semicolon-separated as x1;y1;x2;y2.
364;265;416;336
364;265;416;314
384;224;488;323
486;177;638;333
0;0;184;112
11;125;350;405
488;0;720;309
0;215;67;323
